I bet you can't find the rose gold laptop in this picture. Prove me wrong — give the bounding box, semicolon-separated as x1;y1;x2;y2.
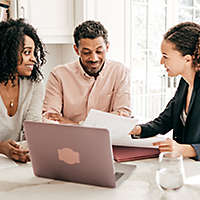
23;121;136;188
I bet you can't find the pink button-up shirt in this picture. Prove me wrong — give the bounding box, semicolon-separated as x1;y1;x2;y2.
43;60;131;122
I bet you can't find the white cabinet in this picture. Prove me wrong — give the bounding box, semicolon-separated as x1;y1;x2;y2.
18;0;74;44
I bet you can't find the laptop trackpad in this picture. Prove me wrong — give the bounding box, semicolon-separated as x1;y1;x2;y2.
114;162;136;187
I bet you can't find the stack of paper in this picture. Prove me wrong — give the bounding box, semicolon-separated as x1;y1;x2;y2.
83;109;166;148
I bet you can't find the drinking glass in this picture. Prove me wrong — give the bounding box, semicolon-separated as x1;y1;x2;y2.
156;152;185;191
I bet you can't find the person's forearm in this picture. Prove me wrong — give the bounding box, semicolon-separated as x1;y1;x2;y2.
0;141;8;156
0;143;4;154
59;116;78;124
180;144;196;158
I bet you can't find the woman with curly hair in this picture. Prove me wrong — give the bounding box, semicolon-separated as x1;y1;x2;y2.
0;18;46;162
129;22;200;161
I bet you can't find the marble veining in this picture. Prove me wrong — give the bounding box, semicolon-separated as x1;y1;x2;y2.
0;157;199;200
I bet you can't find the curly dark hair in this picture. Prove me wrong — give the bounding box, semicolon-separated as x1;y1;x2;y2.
73;20;108;47
0;18;47;85
164;22;200;70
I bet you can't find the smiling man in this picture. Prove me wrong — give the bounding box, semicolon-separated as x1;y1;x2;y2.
43;20;131;124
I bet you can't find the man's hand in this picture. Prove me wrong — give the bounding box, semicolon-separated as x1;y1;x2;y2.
112;110;130;117
43;112;78;124
0;140;30;163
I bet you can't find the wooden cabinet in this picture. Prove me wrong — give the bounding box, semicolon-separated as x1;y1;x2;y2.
18;0;74;44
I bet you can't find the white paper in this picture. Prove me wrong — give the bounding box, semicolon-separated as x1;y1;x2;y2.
82;109;167;148
83;109;137;141
0;154;18;170
116;134;167;148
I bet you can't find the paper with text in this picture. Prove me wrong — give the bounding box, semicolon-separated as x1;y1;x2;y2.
82;109;166;148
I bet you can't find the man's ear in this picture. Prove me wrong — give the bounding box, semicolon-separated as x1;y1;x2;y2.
184;54;192;63
106;42;110;52
73;44;79;55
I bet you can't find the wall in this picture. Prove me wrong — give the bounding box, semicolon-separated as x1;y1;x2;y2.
83;0;126;64
40;0;127;85
42;44;77;86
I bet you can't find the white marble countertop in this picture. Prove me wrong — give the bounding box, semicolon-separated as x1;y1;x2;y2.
0;156;200;200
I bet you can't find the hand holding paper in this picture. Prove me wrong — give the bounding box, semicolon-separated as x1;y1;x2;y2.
82;109;167;148
83;109;137;142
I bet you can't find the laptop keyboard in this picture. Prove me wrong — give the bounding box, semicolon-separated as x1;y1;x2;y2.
115;172;124;181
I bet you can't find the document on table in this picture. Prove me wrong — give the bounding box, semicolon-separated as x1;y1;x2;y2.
0;154;18;170
115;134;167;148
82;109;167;148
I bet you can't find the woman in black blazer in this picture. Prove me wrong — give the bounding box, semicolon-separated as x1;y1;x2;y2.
130;22;200;161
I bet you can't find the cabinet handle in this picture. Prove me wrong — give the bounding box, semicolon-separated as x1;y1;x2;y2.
173;77;177;88
167;77;170;88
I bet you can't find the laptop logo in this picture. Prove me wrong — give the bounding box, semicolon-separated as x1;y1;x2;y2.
57;148;80;165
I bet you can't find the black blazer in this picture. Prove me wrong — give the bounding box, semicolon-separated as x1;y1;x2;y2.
140;72;200;160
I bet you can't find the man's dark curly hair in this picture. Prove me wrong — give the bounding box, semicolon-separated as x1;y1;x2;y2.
0;18;46;85
73;20;108;48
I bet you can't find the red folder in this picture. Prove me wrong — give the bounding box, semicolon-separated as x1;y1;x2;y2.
112;145;160;162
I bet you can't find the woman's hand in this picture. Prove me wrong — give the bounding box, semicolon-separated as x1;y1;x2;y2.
0;140;30;163
153;138;182;153
153;138;196;158
128;125;142;136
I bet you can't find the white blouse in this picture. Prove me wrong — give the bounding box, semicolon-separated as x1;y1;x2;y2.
180;107;187;127
0;78;44;141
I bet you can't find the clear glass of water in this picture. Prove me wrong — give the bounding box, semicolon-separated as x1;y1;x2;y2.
156;152;185;191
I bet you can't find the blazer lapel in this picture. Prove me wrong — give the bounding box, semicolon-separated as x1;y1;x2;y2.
174;79;188;123
187;89;196;115
187;72;200;115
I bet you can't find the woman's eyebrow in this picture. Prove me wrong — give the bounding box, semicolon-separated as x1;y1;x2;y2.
23;46;33;49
